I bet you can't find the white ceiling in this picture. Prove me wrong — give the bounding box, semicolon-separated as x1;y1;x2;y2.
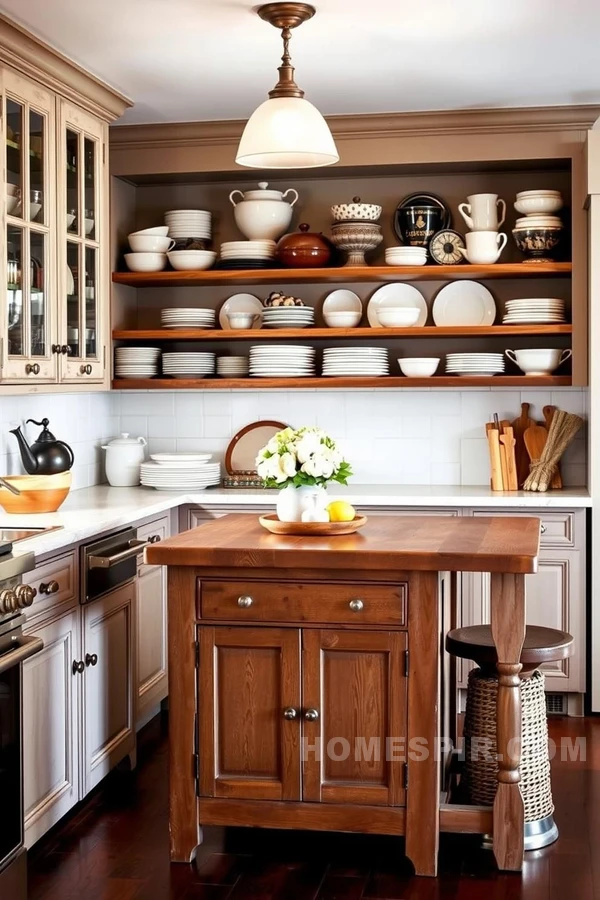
3;0;600;125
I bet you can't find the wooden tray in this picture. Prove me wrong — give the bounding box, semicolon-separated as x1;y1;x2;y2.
258;514;367;537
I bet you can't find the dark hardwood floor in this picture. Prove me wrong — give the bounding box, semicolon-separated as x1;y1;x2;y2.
27;714;600;900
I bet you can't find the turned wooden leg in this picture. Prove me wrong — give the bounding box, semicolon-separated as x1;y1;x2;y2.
490;572;526;871
406;571;440;877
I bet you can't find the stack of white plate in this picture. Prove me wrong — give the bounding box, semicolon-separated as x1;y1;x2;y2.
220;240;276;261
141;455;221;491
114;346;160;379
262;306;315;328
161;308;216;329
165;209;211;240
322;347;390;377
385;246;427;266
162;352;215;379
514;215;562;229
217;356;249;377
249;345;316;377
503;298;566;324
445;353;505;376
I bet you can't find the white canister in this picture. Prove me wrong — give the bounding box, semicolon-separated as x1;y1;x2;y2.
102;434;147;487
229;182;299;241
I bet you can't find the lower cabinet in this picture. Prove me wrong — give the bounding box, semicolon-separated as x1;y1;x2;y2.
135;516;170;728
198;625;408;807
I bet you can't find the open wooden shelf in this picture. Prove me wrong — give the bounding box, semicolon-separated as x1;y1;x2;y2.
113;375;572;390
112;262;572;288
113;324;573;342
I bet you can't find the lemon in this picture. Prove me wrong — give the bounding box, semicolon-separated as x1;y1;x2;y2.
326;500;356;523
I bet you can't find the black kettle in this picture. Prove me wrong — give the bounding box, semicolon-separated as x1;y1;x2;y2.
10;418;75;475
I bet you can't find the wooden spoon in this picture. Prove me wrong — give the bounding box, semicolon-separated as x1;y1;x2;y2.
512;402;535;487
543;405;562;488
523;421;549;473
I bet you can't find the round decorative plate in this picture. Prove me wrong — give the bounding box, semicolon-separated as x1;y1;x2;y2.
429;229;465;265
259;514;368;536
219;293;263;329
432;281;497;326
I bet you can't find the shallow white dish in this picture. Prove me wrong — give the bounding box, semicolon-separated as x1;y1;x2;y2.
167;250;216;271
324;312;362;328
368;284;427;327
376;308;420;327
322;289;362;315
131;225;169;237
125;252;167;273
432;281;496;326
151;453;213;463
398;358;440;377
219;294;263;330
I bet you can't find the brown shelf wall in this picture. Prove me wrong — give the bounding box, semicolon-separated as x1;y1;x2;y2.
112;375;572;390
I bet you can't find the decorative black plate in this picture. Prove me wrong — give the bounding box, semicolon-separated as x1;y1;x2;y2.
215;259;280;270
429;229;466;265
393;192;452;243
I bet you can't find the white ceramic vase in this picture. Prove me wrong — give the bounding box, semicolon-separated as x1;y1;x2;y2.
276;484;328;522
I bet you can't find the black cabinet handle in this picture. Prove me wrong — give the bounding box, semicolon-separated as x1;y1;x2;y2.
72;660;85;674
85;653;98;667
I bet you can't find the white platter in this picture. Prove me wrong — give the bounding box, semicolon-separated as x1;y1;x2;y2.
367;284;427;327
432;281;496;326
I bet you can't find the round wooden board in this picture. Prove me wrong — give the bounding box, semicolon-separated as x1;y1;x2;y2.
258;514;368;536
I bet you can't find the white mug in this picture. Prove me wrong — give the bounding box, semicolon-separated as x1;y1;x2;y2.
458;193;506;232
505;348;572;376
458;231;507;264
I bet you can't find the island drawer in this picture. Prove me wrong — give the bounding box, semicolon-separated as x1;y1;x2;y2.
199;580;407;626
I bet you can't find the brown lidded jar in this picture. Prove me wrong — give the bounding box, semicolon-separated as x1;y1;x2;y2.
276;223;332;268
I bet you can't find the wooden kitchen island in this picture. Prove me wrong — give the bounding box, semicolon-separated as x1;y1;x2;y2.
146;513;541;877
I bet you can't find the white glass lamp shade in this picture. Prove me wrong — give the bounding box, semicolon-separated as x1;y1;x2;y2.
236;96;339;169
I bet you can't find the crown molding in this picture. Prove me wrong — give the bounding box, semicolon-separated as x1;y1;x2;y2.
110;104;600;150
0;13;131;121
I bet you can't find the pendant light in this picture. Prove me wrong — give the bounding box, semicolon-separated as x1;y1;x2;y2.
236;2;339;170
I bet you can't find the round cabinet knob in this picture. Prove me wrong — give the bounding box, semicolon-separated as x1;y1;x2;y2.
25;363;40;375
283;707;298;720
14;584;37;608
147;535;161;544
51;343;62;354
237;595;253;608
72;660;85;674
304;708;320;722
0;589;17;614
85;653;98;667
540;524;547;534
80;364;92;375
61;345;72;356
349;598;364;612
39;580;59;595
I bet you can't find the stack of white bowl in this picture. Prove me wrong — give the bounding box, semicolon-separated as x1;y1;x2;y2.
160;308;216;329
219;240;276;265
114;346;160;379
162;352;215;379
125;226;171;272
217;356;249;377
262;306;315;328
322;347;390;377
514;190;563;217
385;246;427;267
165;209;212;242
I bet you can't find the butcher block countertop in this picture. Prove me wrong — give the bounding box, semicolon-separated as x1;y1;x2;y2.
145;512;541;574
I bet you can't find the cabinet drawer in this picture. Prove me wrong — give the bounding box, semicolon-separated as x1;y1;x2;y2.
472;510;576;547
23;550;77;620
200;580;406;627
137;515;170;575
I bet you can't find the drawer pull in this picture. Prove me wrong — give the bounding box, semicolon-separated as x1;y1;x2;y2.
541;524;547;534
304;708;319;722
283;707;298;720
349;598;364;612
237;595;254;608
40;580;59;595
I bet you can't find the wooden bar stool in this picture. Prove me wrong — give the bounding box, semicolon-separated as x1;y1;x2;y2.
446;624;573;851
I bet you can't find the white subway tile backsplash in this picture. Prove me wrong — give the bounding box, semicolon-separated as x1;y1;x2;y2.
148;416;177;438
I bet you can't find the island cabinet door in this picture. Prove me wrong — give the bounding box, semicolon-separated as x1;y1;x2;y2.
302;630;408;807
198;625;301;801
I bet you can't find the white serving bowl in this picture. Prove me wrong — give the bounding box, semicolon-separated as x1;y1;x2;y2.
226;313;261;329
514;196;563;215
130;225;170;237
376;307;420;327
505;347;572;376
323;311;362;328
124;252;167;273
399;357;440;377
30;202;42;220
516;189;562;198
129;234;174;253
167;250;217;271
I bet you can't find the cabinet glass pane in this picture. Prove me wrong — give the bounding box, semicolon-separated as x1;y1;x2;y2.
66;129;79;235
29;110;45;225
84;247;97;358
66;241;80;358
84;138;96;241
30;232;46;357
7;99;23;220
7;227;23;356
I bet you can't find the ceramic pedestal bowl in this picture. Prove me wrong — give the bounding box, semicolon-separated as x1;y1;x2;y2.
512;226;562;263
330;223;382;266
0;471;71;514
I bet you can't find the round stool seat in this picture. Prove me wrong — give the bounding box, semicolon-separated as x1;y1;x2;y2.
446;624;573;675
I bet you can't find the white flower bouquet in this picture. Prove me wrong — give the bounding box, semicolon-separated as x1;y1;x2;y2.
256;426;352;489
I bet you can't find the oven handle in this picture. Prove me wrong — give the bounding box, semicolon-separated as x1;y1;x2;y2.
0;635;44;674
87;537;159;570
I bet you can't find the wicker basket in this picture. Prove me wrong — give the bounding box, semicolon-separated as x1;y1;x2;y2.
464;668;554;823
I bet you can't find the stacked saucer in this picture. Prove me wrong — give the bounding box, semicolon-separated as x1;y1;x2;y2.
217;356;249;377
385;246;427;266
445;353;505;376
165;209;211;243
502;298;566;324
322;347;389;377
249;345;316;377
262;306;315;328
161;307;216;329
114;346;160;379
162;352;215;379
218;240;276;269
141;456;221;491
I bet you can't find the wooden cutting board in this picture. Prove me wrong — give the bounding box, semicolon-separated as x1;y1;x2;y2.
523;421;549;475
543;405;562;488
512;402;535;487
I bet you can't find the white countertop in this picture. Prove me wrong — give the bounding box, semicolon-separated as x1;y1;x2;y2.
1;483;591;560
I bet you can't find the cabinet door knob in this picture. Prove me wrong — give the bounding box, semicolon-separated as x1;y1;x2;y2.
72;660;85;674
85;653;98;667
304;708;319;722
25;363;40;375
237;595;253;608
147;535;161;544
349;598;364;612
39;580;59;595
61;344;72;355
80;364;92;375
283;707;298;720
540;524;547;534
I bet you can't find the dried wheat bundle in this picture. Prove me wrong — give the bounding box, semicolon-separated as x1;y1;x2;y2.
523;409;583;492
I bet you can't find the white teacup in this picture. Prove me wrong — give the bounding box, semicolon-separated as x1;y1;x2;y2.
226;313;260;329
458;193;506;232
458;231;507;264
505;347;572;376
